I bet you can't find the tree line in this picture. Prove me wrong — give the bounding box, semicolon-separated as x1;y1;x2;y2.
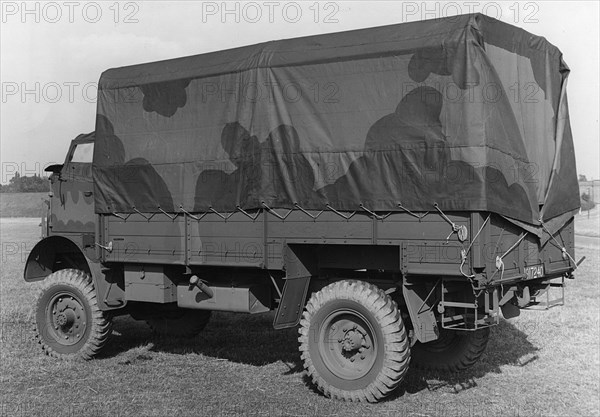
0;172;50;193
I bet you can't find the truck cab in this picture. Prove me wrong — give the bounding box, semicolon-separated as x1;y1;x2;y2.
26;133;98;282
44;132;95;237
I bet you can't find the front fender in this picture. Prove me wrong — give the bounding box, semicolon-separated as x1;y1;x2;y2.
24;236;90;282
24;236;125;311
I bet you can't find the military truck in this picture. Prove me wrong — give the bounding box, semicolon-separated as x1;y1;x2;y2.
26;14;580;402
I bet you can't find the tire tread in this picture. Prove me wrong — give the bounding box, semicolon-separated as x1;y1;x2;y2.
411;327;490;373
34;269;113;360
298;280;410;402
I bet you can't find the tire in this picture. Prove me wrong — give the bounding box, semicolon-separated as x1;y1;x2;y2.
411;327;490;373
298;280;410;402
34;269;112;360
146;309;211;338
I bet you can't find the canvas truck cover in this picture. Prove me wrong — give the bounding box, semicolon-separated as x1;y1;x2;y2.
93;13;579;230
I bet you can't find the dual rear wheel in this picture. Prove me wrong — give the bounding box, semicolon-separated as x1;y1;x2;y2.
411;327;490;373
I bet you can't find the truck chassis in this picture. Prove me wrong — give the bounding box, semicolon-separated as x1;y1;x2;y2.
25;191;575;402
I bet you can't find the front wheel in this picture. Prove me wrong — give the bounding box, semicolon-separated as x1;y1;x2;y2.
34;269;113;360
298;280;410;402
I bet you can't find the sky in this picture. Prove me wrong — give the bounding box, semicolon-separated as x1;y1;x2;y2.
1;0;599;183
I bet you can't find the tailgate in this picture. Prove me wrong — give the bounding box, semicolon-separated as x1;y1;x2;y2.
472;215;575;285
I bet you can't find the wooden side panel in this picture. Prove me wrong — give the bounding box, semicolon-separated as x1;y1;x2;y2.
268;211;373;244
105;215;186;264
102;210;478;275
401;241;465;276
189;212;264;267
377;213;469;243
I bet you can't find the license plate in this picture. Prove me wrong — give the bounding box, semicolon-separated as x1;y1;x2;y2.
525;264;545;279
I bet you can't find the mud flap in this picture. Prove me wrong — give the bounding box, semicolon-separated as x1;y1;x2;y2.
273;276;311;329
402;281;439;343
273;244;316;329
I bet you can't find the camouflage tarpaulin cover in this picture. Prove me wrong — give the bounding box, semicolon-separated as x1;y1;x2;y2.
93;13;579;227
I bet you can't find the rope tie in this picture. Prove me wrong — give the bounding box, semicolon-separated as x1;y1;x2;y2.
541;221;578;269
460;215;491;279
493;232;528;281
434;203;468;241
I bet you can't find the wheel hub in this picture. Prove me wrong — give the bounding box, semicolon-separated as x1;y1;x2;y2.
320;311;378;380
55;312;72;327
341;327;367;354
48;293;87;346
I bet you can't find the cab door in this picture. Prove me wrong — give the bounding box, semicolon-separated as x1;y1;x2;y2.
49;136;95;234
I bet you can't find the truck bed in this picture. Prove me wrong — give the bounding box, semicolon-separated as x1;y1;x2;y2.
98;208;575;286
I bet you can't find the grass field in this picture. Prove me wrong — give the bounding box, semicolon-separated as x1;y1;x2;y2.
1;219;598;417
0;193;47;218
576;206;600;237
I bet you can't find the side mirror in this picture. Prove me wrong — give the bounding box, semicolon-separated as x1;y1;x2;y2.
44;164;63;174
45;164;64;182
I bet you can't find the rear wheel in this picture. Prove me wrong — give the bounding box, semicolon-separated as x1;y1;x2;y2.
411;327;490;372
34;269;112;360
299;280;410;402
146;309;211;338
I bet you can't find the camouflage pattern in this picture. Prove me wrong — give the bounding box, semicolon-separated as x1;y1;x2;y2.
93;14;579;227
50;133;95;234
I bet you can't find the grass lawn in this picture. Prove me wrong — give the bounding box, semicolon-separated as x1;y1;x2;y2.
1;219;598;416
576;206;600;237
0;193;47;218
